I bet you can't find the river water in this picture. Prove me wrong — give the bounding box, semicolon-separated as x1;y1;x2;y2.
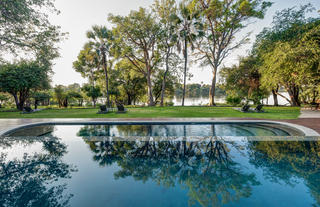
172;92;291;106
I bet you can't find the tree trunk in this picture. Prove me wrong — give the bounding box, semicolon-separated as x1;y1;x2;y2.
286;85;300;106
209;67;218;106
12;93;21;110
182;37;188;107
63;99;68;108
18;101;24;111
146;70;155;106
127;93;132;105
272;89;279;106
93;98;96;108
160;50;170;107
17;91;28;111
34;100;38;109
102;51;110;107
312;90;318;104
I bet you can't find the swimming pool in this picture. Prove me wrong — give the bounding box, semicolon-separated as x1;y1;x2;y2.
0;123;319;207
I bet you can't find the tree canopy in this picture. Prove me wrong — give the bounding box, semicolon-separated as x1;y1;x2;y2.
0;61;50;110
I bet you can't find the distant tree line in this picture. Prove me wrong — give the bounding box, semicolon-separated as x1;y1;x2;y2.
175;83;225;98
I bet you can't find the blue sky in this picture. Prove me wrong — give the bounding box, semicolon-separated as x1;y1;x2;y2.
49;0;320;86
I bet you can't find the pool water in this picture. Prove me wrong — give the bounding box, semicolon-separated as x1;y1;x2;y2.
1;124;319;207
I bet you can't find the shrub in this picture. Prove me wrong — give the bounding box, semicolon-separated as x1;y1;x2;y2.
226;96;242;106
164;101;174;106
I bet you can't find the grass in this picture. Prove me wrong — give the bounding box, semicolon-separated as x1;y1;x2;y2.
0;106;300;119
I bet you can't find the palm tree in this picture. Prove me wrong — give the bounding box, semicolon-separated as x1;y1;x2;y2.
172;0;200;106
86;26;113;107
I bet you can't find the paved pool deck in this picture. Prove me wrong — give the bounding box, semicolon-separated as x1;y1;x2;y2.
0;116;319;136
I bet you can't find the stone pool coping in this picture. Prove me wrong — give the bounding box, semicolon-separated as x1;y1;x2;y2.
0;118;318;136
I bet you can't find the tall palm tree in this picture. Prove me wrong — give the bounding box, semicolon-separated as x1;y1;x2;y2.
86;26;113;107
173;0;200;106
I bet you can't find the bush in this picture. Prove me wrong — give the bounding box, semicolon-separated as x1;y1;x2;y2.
226;96;242;106
164;101;174;106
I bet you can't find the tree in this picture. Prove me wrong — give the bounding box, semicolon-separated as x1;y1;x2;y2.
219;55;268;105
0;61;50;110
109;8;162;106
261;31;320;106
172;0;200;106
86;26;114;107
255;4;320;106
81;84;102;108
31;90;52;109
54;85;66;108
113;59;146;105
73;43;100;86
152;69;178;104
0;0;63;60
193;0;271;105
69;91;84;107
153;0;180;106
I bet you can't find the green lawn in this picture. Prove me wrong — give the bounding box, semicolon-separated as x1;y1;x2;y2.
0;106;300;119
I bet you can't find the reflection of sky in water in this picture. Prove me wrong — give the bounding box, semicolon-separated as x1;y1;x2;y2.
1;125;319;207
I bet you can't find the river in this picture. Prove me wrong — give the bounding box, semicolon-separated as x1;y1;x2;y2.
172;92;291;106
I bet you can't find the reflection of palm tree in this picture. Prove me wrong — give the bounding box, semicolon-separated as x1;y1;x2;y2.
248;140;320;206
0;132;76;207
82;138;259;206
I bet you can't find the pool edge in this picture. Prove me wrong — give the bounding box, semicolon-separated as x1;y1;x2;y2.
0;119;318;136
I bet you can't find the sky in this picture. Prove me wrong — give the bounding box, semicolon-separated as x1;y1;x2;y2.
48;0;320;86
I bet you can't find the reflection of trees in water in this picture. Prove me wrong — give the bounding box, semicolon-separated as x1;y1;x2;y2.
77;125;112;137
78;124;198;137
83;137;259;207
248;140;320;206
0;130;76;207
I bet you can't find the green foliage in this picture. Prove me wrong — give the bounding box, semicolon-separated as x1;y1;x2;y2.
171;0;201;106
258;18;320;105
53;84;84;108
86;25;114;107
0;0;64;63
0;93;10;108
254;4;317;53
109;7;162;106
226;96;242;106
73;43;100;84
31;90;52;108
152;69;178;104
253;4;320;106
81;84;102;107
220;55;269;104
193;0;272;105
0;60;50;110
111;59;146;105
32;91;52;101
